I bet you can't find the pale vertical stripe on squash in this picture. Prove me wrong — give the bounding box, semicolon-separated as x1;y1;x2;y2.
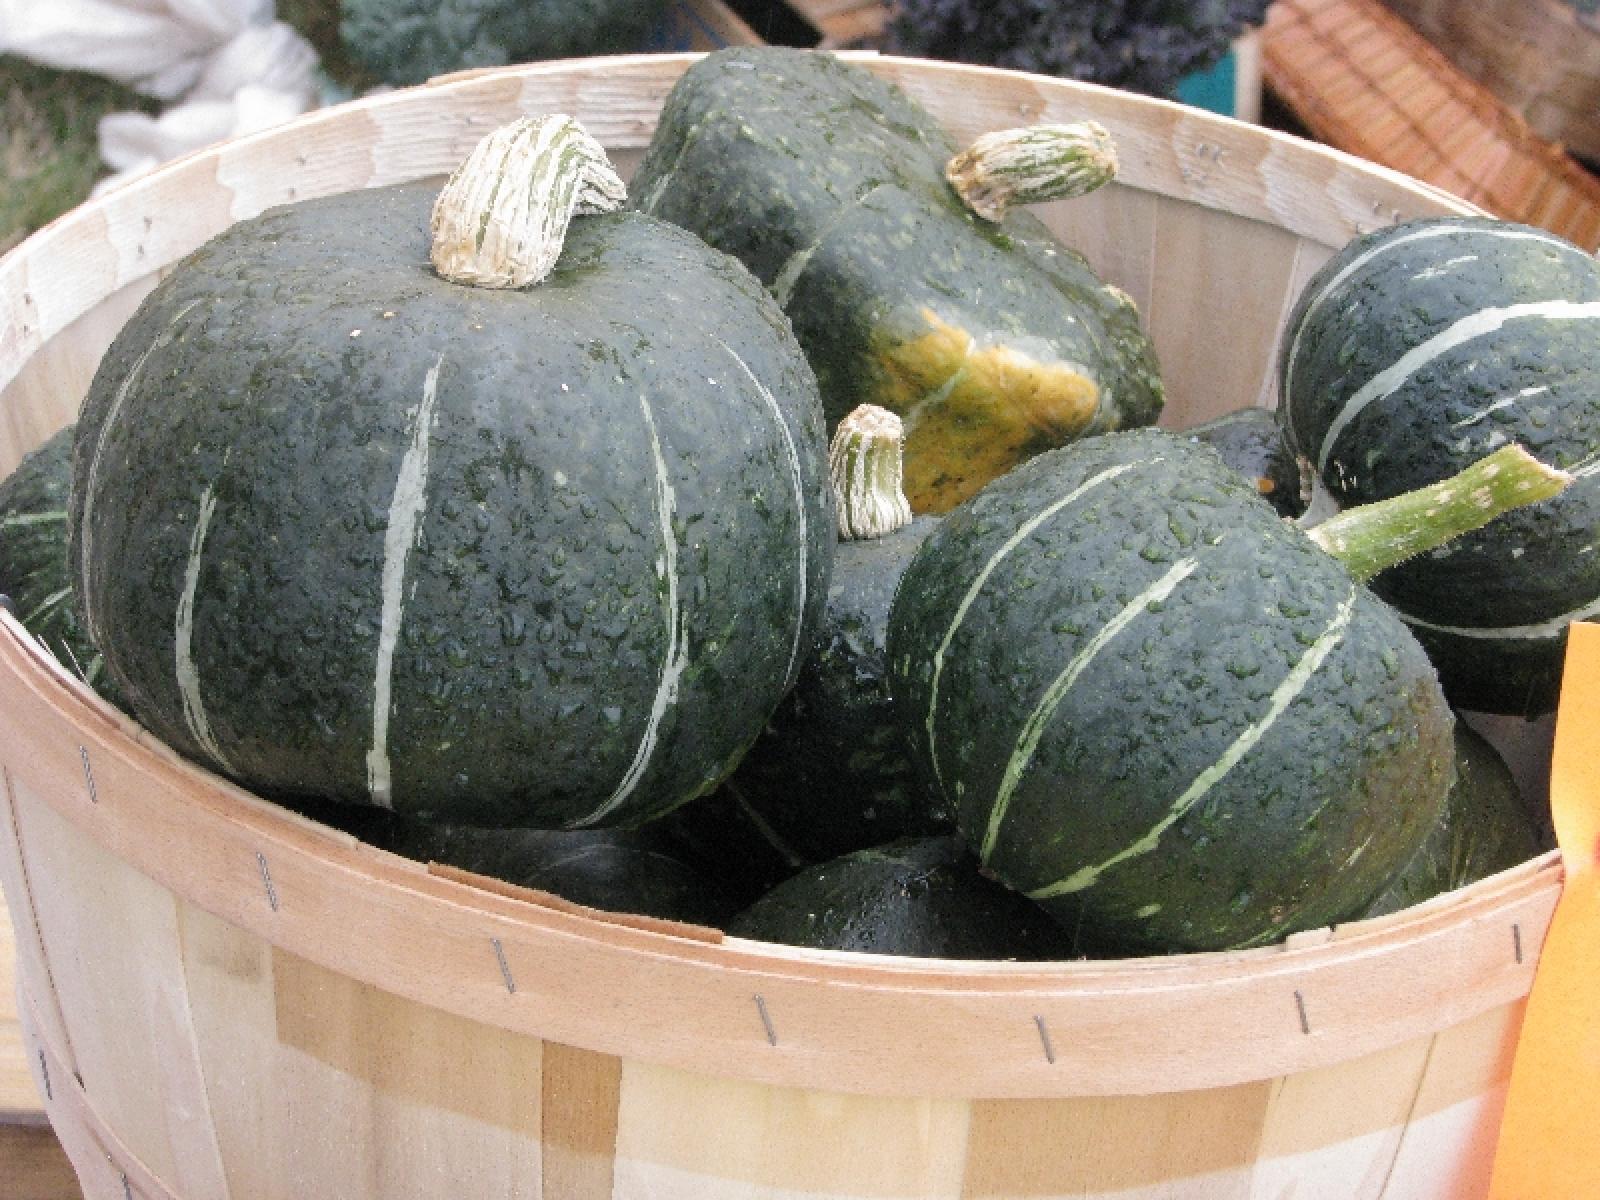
1450;387;1548;429
573;391;689;827
980;554;1203;865
1279;224;1582;434
1316;301;1600;477
78;298;203;651
924;458;1155;795
20;587;70;629
1029;586;1359;902
366;354;444;809
714;336;811;691
175;485;235;775
1397;593;1600;641
0;510;68;529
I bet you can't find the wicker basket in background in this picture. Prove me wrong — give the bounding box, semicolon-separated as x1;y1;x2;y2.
1263;0;1600;249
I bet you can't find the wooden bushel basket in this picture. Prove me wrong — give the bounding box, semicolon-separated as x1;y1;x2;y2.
0;54;1567;1199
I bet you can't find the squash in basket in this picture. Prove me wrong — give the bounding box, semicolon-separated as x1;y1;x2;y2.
631;47;1163;514
887;429;1567;952
728;405;950;863
1279;216;1600;716
69;116;832;829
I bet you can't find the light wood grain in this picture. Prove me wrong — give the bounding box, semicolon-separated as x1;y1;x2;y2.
20;983;169;1200
1144;198;1304;429
9;774;229;1197
540;1042;623;1200
0;766;77;1120
614;1061;970;1198
0;889;46;1123
962;1084;1274;1199
0;634;1557;1099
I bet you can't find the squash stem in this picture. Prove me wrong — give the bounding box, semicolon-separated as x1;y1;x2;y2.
946;122;1118;222
831;405;913;541
430;115;626;289
1307;445;1571;584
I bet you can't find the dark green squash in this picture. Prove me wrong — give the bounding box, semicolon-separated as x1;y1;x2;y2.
638;785;808;909
338;0;671;86
728;407;951;862
886;429;1566;952
70;116;833;830
1357;721;1548;918
381;816;739;928
1279;215;1600;716
1185;406;1308;519
0;424;121;702
630;47;1163;515
727;837;1083;960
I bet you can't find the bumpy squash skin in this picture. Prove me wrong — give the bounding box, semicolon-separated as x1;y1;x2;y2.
1279;216;1600;716
727;837;1083;960
728;516;953;863
1186;407;1307;519
630;48;1163;515
0;427;123;704
1358;721;1547;918
887;430;1454;953
339;0;670;87
70;184;832;829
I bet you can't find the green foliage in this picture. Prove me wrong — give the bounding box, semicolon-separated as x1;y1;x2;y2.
0;57;156;252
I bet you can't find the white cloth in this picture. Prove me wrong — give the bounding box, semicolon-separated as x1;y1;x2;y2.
0;0;320;191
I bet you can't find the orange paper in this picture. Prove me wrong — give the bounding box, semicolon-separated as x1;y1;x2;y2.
1489;622;1600;1200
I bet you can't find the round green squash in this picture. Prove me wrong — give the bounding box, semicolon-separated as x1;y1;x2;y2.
0;424;125;705
636;785;807;909
1279;216;1600;716
630;47;1163;515
1357;720;1548;918
1185;406;1308;519
338;0;671;87
886;429;1460;953
70;118;832;829
724;516;948;862
726;837;1083;960
728;407;951;862
381;817;740;928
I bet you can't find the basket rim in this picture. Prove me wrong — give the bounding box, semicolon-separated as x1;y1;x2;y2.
0;53;1550;1101
0;50;1490;399
0;614;1561;1099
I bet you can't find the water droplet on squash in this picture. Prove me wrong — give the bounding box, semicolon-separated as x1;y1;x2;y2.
501;611;526;646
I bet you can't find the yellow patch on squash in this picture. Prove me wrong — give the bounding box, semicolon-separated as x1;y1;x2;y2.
874;308;1100;513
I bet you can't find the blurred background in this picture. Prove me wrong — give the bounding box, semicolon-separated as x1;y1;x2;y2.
5;0;1599;255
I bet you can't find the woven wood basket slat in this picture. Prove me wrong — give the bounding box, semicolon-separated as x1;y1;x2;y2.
1264;0;1600;248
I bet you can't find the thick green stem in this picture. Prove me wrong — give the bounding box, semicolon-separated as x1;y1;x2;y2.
1307;445;1572;584
945;122;1118;222
430;114;626;289
831;405;913;541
